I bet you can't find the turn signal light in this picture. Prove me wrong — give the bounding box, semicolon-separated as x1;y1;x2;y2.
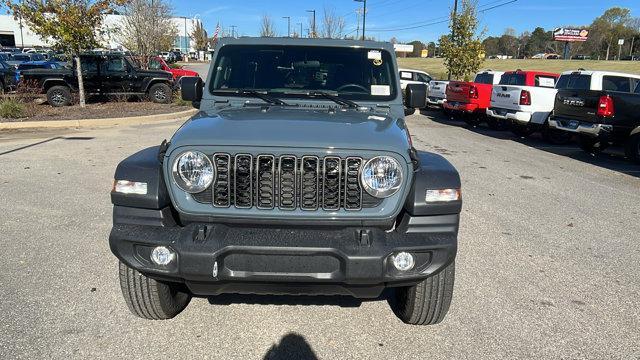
597;95;615;117
519;90;531;105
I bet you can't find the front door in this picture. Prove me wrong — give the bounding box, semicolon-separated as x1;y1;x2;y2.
79;56;101;94
102;56;132;93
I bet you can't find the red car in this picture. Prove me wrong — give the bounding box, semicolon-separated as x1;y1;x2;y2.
443;70;504;128
149;56;199;82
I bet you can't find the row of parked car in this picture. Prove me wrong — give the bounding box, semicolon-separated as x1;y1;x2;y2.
0;52;200;106
400;67;640;164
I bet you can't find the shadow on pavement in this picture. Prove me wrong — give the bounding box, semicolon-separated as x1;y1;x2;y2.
0;136;94;156
418;108;640;178
262;333;318;360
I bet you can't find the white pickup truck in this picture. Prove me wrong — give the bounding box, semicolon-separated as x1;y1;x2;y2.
426;80;449;107
399;68;432;90
486;70;560;137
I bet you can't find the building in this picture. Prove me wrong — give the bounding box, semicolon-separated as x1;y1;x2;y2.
0;14;202;54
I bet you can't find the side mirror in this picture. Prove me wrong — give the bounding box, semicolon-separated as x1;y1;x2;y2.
405;83;427;109
181;76;203;105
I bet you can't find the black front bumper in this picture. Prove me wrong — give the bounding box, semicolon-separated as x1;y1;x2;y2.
110;207;458;298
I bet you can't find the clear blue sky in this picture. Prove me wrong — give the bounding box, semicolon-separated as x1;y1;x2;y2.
170;0;640;43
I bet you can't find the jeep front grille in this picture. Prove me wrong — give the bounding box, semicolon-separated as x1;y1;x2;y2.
193;154;377;211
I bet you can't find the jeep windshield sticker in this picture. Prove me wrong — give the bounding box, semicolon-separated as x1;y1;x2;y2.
367;50;382;60
371;85;391;96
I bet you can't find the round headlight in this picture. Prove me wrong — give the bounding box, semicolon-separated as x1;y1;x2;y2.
361;156;403;198
172;151;214;193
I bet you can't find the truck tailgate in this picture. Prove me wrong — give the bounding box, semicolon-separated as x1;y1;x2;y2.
446;81;472;103
554;89;602;124
428;81;447;99
491;85;522;109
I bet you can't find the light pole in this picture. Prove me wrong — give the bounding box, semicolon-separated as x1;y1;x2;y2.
354;0;367;41
230;25;237;38
297;22;303;38
283;16;291;37
448;0;459;80
306;10;316;38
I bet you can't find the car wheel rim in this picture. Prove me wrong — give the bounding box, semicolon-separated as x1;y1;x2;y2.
154;89;167;101
51;91;65;105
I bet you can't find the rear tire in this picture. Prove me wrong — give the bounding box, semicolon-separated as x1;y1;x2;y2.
46;85;72;107
486;117;508;131
118;262;191;320
511;123;535;137
624;134;640;164
148;83;172;104
579;135;608;154
404;107;416;116
542;126;571;145
463;114;482;127
389;261;455;325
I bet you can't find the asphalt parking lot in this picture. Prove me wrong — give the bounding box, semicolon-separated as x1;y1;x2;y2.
1;109;639;359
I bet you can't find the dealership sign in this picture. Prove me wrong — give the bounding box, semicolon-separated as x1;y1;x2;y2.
553;28;589;42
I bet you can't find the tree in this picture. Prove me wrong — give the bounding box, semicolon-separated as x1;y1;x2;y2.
190;21;208;58
119;0;177;59
320;6;345;39
439;0;484;80
4;0;126;107
260;15;276;37
525;27;551;56
407;40;425;57
590;7;632;60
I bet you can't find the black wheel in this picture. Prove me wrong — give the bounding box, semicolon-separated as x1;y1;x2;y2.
389;261;455;325
463;114;482;127
510;123;535;137
404;107;416;116
118;262;191;320
486;117;509;131
542;126;572;145
579;135;608;154
46;85;72;107
148;83;172;104
624;134;640;164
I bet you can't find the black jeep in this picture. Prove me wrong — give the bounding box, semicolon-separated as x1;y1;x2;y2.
20;53;174;106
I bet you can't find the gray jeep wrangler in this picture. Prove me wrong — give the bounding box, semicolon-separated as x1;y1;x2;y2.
110;38;461;325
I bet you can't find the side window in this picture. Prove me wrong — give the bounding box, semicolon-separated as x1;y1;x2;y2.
149;59;162;70
416;73;432;83
535;76;556;88
80;57;99;72
602;76;631;92
0;62;5;70
634;81;640;94
106;58;127;72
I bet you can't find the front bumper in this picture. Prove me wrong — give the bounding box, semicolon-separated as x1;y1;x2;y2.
548;116;613;137
486;107;532;124
443;101;479;113
110;207;458;298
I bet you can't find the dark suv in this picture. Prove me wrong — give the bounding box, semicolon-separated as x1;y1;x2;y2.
109;38;462;325
20;53;173;106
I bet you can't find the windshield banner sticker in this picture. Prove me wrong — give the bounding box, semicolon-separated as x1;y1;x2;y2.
371;85;391;96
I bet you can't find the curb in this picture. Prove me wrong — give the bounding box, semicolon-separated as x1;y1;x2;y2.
0;108;198;130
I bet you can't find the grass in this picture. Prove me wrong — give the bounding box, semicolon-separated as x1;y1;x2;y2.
398;58;640;80
0;99;26;119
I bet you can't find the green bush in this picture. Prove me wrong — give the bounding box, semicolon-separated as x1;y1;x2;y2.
0;99;26;119
173;91;191;107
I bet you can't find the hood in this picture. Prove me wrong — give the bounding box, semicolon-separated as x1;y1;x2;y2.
169;106;411;161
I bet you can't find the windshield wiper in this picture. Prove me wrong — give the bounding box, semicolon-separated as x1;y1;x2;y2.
238;90;290;106
307;91;359;108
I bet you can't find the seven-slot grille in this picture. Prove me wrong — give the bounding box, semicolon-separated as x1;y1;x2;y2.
193;154;370;211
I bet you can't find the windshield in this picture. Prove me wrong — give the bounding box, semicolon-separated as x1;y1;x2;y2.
474;73;494;84
556;74;591;90
209;45;398;101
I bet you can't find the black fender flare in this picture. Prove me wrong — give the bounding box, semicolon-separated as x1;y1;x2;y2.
403;150;462;216
111;145;171;209
143;78;172;92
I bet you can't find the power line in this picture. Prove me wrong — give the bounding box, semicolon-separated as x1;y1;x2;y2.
365;0;518;32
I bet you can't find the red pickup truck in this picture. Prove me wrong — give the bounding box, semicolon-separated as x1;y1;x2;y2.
443;70;504;128
149;56;199;83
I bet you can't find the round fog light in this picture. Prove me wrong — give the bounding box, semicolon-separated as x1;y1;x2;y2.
151;246;175;266
392;252;415;271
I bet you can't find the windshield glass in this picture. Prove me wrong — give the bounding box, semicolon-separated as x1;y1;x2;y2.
209;45;398;101
500;73;526;85
556;74;591;90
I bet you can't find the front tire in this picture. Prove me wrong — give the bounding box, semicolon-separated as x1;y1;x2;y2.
624;134;640;164
118;262;191;320
148;83;172;104
389;261;455;325
46;85;72;107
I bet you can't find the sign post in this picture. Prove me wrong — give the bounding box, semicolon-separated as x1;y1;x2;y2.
618;39;624;60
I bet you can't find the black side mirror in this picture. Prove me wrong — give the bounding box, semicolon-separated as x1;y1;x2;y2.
181;76;203;105
405;83;427;109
